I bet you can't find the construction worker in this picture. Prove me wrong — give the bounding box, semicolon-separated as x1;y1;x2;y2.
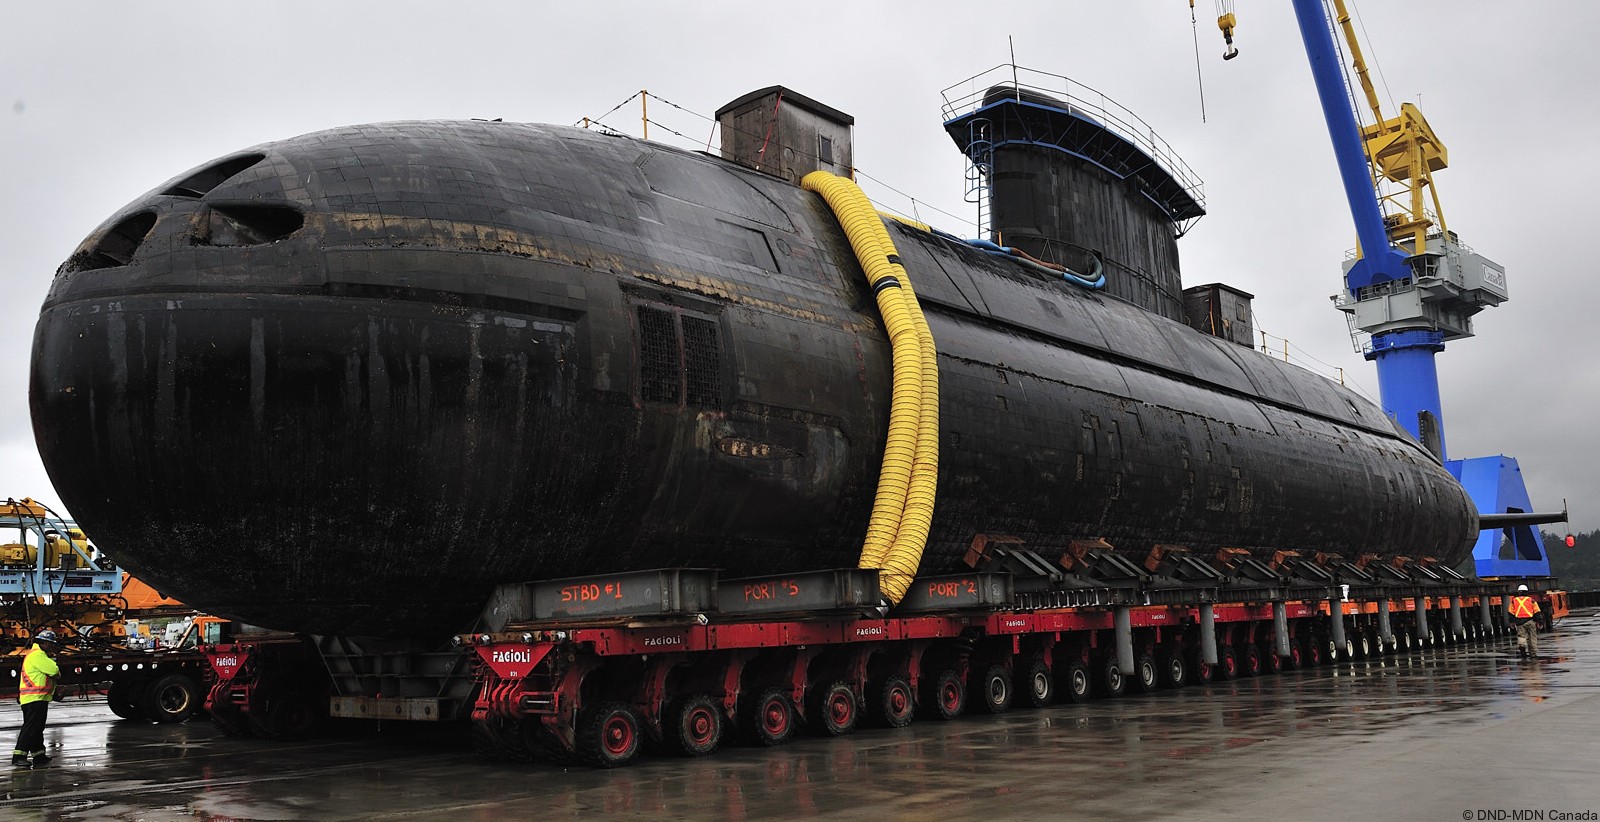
12;630;62;767
1508;585;1542;660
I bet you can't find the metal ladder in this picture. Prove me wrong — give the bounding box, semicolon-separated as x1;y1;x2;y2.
963;118;993;240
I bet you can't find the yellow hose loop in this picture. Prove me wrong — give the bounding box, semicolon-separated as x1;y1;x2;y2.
801;171;940;604
801;171;924;575
879;245;940;604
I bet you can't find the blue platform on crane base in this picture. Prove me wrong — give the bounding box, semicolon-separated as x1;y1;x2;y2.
1449;454;1552;577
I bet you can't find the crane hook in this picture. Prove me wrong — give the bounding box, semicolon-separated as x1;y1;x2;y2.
1218;11;1239;60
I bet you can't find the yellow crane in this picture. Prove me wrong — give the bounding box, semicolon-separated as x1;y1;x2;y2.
1327;0;1449;256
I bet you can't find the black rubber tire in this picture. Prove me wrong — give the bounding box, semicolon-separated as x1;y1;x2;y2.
576;702;643;768
1098;658;1126;699
1237;643;1261;677
468;716;534;762
1214;644;1237;681
810;680;858;737
1059;660;1091;703
974;665;1013;714
1130;653;1158;694
1017;659;1053;708
741;687;794;747
921;669;965;720
665;693;723;757
143;673;200;724
107;681;145;721
868;676;914;729
1158;649;1187;689
1187;650;1214;685
248;692;322;740
1261;644;1284;675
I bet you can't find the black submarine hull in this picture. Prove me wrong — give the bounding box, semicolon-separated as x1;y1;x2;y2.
31;120;1476;637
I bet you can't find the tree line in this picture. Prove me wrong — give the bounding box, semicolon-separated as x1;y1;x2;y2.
1541;529;1598;590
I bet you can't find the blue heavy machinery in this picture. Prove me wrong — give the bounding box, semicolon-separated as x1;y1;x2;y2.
1284;0;1564;578
0;497;124;645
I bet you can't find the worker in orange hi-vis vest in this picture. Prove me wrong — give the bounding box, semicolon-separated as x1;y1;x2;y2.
12;630;62;768
1508;585;1542;660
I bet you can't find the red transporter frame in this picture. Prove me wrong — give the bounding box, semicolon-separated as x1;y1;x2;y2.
463;598;1349;768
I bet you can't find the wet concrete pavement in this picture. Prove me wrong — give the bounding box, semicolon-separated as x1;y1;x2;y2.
4;612;1598;821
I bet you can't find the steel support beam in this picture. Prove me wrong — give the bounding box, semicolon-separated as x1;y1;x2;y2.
1114;606;1134;673
1200;603;1218;665
1273;602;1291;658
1329;601;1347;659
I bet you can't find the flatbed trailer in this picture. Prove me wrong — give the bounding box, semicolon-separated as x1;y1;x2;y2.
196;544;1567;768
1;644;209;723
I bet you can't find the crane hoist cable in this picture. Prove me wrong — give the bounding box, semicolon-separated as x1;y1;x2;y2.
1189;0;1209;121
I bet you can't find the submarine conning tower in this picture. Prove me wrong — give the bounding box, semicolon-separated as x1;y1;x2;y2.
942;66;1207;322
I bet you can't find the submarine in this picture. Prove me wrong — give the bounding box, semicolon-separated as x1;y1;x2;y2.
29;83;1477;638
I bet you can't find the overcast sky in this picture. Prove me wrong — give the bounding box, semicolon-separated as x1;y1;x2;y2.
4;2;1596;541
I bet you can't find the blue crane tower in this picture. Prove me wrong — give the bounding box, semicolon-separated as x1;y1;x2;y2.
1289;0;1560;577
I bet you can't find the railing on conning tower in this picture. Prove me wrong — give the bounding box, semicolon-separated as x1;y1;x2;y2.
941;64;1207;237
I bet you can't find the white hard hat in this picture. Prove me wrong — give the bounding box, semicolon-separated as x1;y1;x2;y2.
1517;584;1529;592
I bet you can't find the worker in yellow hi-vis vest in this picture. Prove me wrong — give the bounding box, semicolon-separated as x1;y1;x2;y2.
12;629;62;768
1508;585;1542;660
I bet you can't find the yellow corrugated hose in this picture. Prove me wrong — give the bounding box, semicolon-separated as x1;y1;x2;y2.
883;231;939;604
801;171;939;604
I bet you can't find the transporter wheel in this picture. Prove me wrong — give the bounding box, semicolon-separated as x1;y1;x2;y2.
577;702;643;768
1237;644;1261;677
1304;640;1322;668
741;687;795;747
921;669;965;720
1098;658;1126;699
250;691;323;740
1059;660;1091;703
143;673;201;724
974;665;1013;714
1158;649;1187;688
869;676;914;728
1017;659;1054;708
1187;650;1214;685
107;681;145;721
1130;653;1158;694
665;694;723;757
1261;644;1284;675
1214;645;1237;681
811;681;858;737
